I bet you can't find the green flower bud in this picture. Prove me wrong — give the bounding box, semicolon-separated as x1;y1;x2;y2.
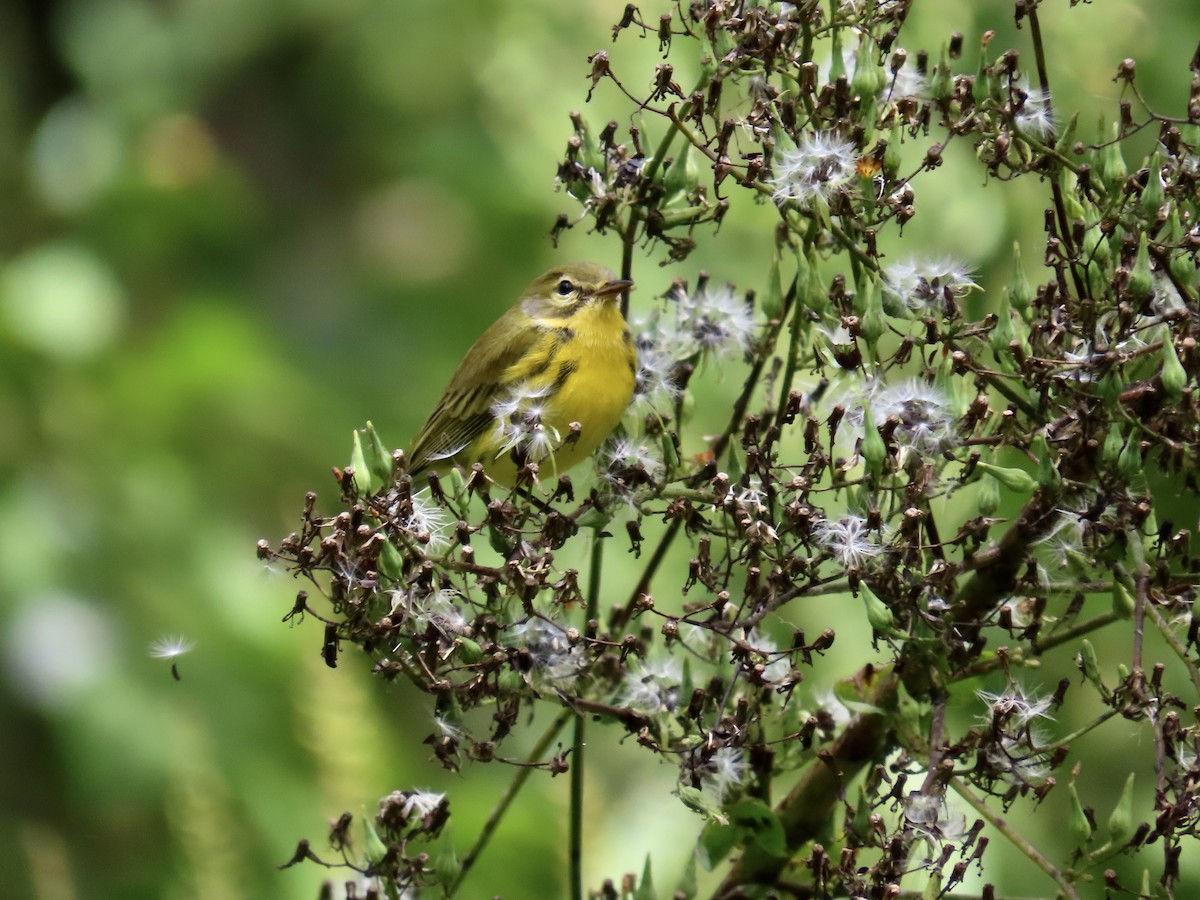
497;666;526;694
1063;547;1094;582
802;248;826;316
1127;232;1154;301
885;123;903;180
976;461;1038;495
351;429;374;494
1118;433;1143;481
1102;423;1124;466
457;637;483;663
973;55;995;107
848;789;873;841
1031;434;1061;489
1067;782;1093;846
861;405;886;478
576;504;614;531
929;46;953;103
1054;111;1079;156
660;430;681;472
362;813;389;866
379;540;405;580
488;521;517;555
1082;219;1112;297
922;870;942;900
858;277;886;350
977;470;1002;515
1099;119;1127;190
1009;242;1035;315
1097;370;1123;405
664;139;698;202
852;38;886;110
435;841;461;891
1140;151;1165;219
761;251;785;320
1059;170;1086;223
1112;580;1135;619
989;290;1015;353
572;110;606;175
1078;639;1103;690
860;582;895;633
365;421;394;487
1107;773;1135;844
829;29;846;82
1160;332;1187;400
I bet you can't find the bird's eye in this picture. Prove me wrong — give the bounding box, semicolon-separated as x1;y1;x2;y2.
555;279;575;297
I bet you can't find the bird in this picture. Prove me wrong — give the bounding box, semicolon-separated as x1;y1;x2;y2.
407;262;637;485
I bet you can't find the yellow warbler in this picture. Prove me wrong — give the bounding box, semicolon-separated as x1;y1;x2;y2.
407;262;636;484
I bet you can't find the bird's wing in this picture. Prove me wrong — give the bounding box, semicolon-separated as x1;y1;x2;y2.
408;311;536;474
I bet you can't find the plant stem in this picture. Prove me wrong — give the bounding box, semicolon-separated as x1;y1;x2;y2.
950;776;1082;900
570;531;606;900
450;709;573;895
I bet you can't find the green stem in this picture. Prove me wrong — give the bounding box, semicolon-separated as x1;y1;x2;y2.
449;709;573;895
950;776;1082;900
570;532;606;900
1144;601;1200;696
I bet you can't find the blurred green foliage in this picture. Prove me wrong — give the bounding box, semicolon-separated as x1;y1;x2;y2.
0;0;1197;898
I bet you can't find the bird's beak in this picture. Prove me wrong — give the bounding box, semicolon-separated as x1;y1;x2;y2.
591;279;634;298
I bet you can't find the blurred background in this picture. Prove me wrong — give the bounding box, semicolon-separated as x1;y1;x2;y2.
0;0;1196;898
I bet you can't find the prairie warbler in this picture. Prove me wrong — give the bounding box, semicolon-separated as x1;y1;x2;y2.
407;262;636;484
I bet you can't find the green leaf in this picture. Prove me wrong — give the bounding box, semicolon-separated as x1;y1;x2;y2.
697;822;738;870
727;798;786;858
674;852;698;899
633;855;655;900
